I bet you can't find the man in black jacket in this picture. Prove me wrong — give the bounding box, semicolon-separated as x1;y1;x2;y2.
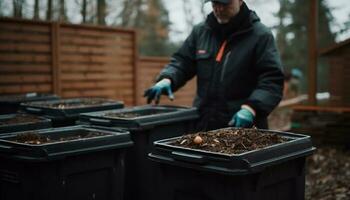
144;0;284;131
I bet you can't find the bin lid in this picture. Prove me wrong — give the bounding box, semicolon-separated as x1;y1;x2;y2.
0;93;59;104
21;98;124;119
0;113;51;134
148;127;315;175
0;125;132;161
79;105;199;130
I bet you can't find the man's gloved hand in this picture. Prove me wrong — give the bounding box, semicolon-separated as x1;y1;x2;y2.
228;105;255;128
144;78;174;104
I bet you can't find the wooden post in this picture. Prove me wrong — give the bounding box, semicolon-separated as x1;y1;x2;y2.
51;22;61;96
132;31;139;106
308;0;318;105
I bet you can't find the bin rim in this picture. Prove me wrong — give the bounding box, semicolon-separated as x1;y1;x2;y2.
0;113;51;134
149;127;316;175
0;93;59;104
21;98;124;118
79;104;199;130
0;125;133;161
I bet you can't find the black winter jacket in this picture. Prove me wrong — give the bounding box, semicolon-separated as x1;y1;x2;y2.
157;6;284;131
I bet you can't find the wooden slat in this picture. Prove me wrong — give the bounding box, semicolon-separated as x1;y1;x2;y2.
60;73;132;81
0;43;50;53
0;84;52;93
0;74;51;83
0;33;50;43
292;105;350;113
0;54;51;63
0;64;51;72
60;27;133;39
0;22;50;33
60;23;134;35
60;35;133;47
60;45;119;55
61;81;133;89
62;89;118;98
60;54;132;64
60;64;133;72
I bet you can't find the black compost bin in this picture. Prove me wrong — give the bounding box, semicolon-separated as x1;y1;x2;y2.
148;127;315;200
0;113;51;135
0;93;59;114
0;125;132;200
79;105;199;200
21;98;124;127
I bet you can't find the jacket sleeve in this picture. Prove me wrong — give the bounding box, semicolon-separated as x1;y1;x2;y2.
245;31;284;117
156;27;198;92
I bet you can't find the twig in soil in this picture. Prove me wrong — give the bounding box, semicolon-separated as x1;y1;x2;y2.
240;142;247;149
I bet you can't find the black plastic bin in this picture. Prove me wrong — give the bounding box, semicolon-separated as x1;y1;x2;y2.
21;98;124;127
79;105;199;200
0;93;59;114
0;113;51;135
0;125;132;200
148;127;315;200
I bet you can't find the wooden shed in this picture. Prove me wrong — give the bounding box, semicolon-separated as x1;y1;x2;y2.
320;38;350;107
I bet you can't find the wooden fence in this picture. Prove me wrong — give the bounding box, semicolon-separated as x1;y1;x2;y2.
0;18;137;105
0;18;196;107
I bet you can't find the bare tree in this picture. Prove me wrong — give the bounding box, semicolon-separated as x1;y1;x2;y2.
13;0;24;18
0;0;5;16
133;0;144;27
97;0;106;25
33;0;39;19
182;0;195;28
81;0;87;23
46;0;52;20
58;0;67;22
120;0;134;26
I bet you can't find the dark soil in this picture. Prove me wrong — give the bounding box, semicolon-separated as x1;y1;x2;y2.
172;128;290;154
0;114;42;126
39;98;113;109
104;109;170;118
306;146;350;200
12;131;110;145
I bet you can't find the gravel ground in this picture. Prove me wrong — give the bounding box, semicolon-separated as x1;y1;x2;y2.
305;146;350;200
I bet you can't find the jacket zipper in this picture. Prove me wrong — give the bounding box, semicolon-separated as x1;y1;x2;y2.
220;51;231;82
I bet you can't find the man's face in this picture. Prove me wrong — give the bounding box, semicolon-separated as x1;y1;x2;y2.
212;0;243;24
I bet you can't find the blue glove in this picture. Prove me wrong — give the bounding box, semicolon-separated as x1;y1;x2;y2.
228;107;255;128
144;79;174;104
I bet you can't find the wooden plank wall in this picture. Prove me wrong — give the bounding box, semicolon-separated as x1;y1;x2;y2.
0;18;137;106
0;19;53;94
328;47;350;106
136;57;196;106
58;24;136;105
0;18;197;107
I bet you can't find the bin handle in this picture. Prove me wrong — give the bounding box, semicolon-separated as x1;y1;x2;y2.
171;151;206;164
88;118;112;125
25;107;43;114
